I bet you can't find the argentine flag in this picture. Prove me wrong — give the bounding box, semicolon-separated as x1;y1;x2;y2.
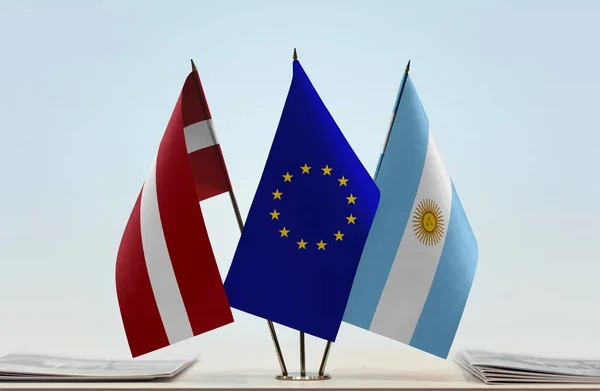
343;65;478;359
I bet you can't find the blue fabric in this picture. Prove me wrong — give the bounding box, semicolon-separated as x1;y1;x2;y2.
343;76;429;329
224;60;380;342
410;183;478;358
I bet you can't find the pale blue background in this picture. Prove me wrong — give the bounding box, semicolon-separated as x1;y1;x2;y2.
1;0;599;364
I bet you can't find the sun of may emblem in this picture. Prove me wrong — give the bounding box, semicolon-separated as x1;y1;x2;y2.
412;198;445;246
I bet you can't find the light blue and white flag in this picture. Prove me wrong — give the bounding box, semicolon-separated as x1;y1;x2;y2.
343;64;478;359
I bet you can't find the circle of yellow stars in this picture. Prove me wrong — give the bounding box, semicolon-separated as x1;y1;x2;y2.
269;163;358;250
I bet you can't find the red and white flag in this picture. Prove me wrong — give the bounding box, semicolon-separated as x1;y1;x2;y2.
116;66;234;357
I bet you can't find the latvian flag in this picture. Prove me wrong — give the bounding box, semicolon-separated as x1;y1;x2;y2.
116;65;234;357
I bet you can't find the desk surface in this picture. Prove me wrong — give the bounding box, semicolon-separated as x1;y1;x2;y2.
0;348;598;391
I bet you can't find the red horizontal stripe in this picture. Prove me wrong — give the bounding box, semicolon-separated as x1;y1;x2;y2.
188;144;231;201
181;71;212;127
115;191;170;357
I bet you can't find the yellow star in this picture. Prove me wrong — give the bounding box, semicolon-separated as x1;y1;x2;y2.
316;240;327;250
279;227;290;237
346;194;357;204
300;164;311;174
346;214;357;224
270;209;280;220
338;176;348;186
272;189;283;199
322;165;332;175
282;172;293;182
334;230;345;241
297;238;307;249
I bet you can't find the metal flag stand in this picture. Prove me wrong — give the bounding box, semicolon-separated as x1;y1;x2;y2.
275;332;332;381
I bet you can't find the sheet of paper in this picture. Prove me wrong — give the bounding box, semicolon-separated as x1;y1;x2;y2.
456;350;600;384
0;353;195;381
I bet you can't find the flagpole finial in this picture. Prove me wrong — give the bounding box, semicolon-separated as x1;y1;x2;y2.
191;59;197;71
293;48;298;60
405;60;411;73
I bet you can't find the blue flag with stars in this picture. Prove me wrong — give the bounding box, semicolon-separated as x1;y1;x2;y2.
224;59;380;342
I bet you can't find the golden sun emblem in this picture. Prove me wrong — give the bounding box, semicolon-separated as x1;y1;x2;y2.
412;198;445;246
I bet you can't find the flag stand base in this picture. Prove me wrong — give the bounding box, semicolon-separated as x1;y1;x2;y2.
273;332;332;381
276;372;331;381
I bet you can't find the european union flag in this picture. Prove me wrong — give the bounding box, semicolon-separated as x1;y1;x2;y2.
224;58;380;342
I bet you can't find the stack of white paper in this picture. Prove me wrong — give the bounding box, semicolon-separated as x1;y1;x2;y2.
0;353;195;381
456;350;600;384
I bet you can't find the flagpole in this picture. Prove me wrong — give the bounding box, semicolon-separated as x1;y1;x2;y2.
299;331;306;377
380;59;411;159
190;59;288;378
293;47;308;380
317;340;331;376
292;48;311;380
315;59;412;377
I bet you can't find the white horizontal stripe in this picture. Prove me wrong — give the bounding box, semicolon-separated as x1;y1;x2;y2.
140;157;194;344
184;120;217;154
369;131;452;342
